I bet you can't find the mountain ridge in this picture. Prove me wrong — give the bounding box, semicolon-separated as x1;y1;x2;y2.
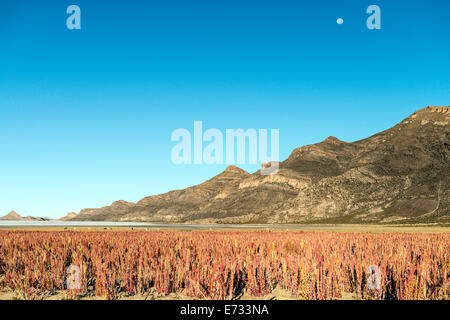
68;106;450;224
0;211;50;221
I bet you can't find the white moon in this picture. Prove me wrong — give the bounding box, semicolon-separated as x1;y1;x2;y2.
337;18;344;25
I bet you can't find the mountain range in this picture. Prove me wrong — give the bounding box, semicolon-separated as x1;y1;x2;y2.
0;211;50;221
61;106;449;224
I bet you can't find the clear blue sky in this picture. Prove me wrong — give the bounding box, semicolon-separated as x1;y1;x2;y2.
0;0;449;218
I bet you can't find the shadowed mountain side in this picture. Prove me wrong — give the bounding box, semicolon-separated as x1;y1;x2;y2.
70;106;450;224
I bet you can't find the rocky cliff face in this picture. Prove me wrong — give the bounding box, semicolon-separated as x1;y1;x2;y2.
70;106;450;224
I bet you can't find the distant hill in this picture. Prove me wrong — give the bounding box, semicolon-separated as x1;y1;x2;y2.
0;211;50;221
0;211;24;221
68;106;449;224
59;212;78;221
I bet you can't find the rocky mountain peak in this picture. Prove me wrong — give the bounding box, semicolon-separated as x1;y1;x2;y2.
323;136;345;144
224;165;246;173
0;211;24;221
111;200;135;207
405;105;449;123
6;211;21;218
424;105;449;113
60;212;78;221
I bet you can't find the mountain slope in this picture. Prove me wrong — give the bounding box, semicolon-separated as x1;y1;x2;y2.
70;106;450;224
